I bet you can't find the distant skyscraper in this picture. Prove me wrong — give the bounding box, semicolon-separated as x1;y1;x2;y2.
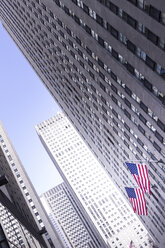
0;121;63;248
0;0;165;246
41;182;98;248
36;113;152;248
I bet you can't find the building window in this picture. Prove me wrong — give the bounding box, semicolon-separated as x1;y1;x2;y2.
109;2;118;14
127;40;136;53
98;36;104;47
111;71;117;81
86;47;92;56
125;86;132;96
124;109;131;119
124;123;130;132
83;3;89;14
138;125;145;135
85;25;91;34
153;142;161;152
98;58;104;68
96;14;103;26
127;63;134;75
128;0;137;5
137;138;144;147
112;49;118;60
127;15;137;28
111;84;117;93
146;29;158;45
157;119;165;131
145;56;155;70
155;131;163;143
88;59;93;68
112;95;118;104
143;79;152;92
110;26;118;39
149;6;161;21
124;98;131;108
140;102;148;113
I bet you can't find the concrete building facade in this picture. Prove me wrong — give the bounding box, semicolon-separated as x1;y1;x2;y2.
36;113;152;248
0;0;165;246
0;203;40;248
41;182;98;248
0;121;63;248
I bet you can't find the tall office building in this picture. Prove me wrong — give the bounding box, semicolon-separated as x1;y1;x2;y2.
0;121;63;248
0;0;165;246
36;113;152;248
41;182;98;248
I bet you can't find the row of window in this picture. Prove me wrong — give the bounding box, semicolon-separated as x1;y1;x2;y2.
80;2;165;78
44;10;165;142
42;0;164;115
126;0;165;25
95;0;165;50
73;0;165;74
53;15;165;136
65;1;165;106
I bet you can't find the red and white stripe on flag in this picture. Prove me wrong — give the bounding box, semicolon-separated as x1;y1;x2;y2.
130;188;147;215
133;164;151;195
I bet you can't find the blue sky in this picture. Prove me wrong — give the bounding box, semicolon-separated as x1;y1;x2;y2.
0;23;63;195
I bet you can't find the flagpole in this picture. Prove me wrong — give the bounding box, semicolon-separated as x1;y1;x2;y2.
124;159;165;164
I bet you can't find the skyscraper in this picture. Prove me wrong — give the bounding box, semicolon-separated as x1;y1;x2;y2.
0;0;165;246
36;113;152;248
0;121;63;248
41;182;98;248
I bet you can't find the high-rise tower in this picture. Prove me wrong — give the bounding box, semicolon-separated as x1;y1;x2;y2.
0;121;63;248
41;182;99;248
36;113;152;248
0;0;165;246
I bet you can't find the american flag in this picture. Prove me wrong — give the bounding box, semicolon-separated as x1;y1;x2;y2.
125;187;147;215
125;162;151;194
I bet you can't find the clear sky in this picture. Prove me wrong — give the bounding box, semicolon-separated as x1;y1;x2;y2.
0;23;63;195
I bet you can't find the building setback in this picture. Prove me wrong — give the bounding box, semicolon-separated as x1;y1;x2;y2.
0;121;63;248
41;182;98;248
0;0;165;246
36;113;152;248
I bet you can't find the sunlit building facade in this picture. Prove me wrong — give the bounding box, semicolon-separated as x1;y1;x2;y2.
36;113;152;248
0;121;63;248
0;0;165;246
41;182;98;248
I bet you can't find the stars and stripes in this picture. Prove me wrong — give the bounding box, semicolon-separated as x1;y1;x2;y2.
125;187;147;215
125;162;151;194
